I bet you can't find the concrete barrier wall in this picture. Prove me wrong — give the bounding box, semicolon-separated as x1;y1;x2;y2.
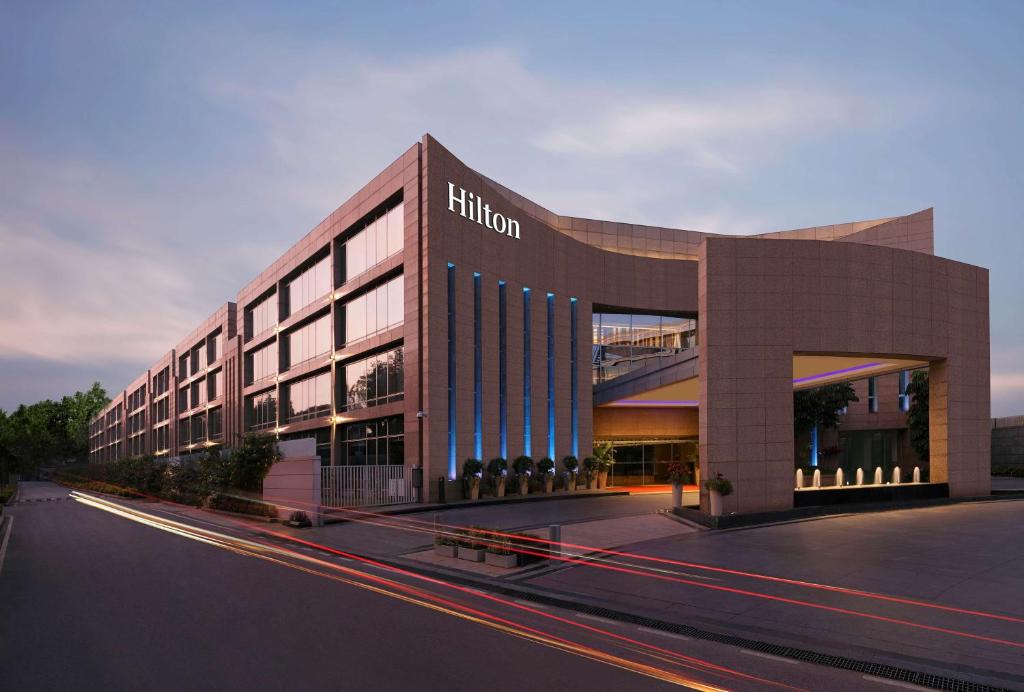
263;438;322;525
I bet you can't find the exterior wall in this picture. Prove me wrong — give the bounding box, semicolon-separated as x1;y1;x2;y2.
87;133;987;516
422;136;698;499
699;236;990;514
992;416;1024;469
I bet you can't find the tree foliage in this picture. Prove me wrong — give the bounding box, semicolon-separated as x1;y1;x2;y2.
0;382;109;480
793;382;859;433
906;370;929;462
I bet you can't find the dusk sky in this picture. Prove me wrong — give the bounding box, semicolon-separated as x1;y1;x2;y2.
2;1;1022;414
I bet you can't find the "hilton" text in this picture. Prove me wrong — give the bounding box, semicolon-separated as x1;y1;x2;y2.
447;182;521;240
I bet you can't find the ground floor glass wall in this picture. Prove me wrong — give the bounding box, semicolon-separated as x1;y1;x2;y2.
598;439;698;486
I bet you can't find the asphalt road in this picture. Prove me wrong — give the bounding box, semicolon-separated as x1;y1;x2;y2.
0;483;918;691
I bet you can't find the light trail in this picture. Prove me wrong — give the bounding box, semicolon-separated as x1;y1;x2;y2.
71;491;796;691
60;476;1024;652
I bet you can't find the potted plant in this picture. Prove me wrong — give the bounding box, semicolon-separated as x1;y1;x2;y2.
462;458;483;500
457;527;486;562
562;455;578;491
512;455;534;495
485;536;518;568
666;461;687;507
434;532;458;558
582;456;599;489
538;458;555;492
704;473;733;516
487;457;508;497
593;442;615;488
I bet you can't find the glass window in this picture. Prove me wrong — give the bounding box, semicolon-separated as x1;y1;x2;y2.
287;254;331;317
245;390;277;431
339;274;404;346
339;347;404;412
285;313;331;369
208;330;222;363
191;378;206;407
246;293;278;340
246;341;278;385
178;386;189;413
336;415;404;466
868;377;879;413
592;312;697;384
191;413;207;443
208;369;223;400
208;407;223;441
342;202;404;283
178;354;189;380
284;371;332;422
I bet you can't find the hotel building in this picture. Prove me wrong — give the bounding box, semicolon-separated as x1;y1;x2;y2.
89;135;990;515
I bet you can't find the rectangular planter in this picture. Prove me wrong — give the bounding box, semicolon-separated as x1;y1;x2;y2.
485;552;518;568
458;546;485;562
434;543;458;558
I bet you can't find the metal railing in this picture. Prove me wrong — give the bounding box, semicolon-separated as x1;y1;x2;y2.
321;464;413;508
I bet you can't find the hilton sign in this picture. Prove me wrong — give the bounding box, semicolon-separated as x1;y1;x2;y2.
447;182;521;239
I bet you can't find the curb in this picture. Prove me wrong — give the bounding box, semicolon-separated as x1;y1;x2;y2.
336;549;1018;692
322;489;631;523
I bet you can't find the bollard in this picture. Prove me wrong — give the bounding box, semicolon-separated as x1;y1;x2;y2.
437;476;446;504
856;468;864;486
548;524;562;559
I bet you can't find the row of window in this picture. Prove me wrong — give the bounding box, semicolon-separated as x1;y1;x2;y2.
342;274;404;345
178;330;223;380
242;199;404;343
177;370;224;413
153;367;170;397
339;347;404;412
178;408;223;446
285;313;332;369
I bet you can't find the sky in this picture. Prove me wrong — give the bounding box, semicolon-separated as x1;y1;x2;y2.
1;0;1022;415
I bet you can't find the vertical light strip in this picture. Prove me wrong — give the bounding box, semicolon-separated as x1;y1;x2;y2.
473;272;482;460
446;263;456;480
570;297;578;458
498;281;507;459
522;287;532;457
547;292;555;460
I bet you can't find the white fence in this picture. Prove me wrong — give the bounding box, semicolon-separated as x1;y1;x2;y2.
321;464;414;509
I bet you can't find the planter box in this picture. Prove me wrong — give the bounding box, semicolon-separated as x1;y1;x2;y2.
434;543;458;558
458;546;485;562
485;552;519;568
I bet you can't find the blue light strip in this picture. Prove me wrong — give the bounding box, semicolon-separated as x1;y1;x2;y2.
522;287;532;457
473;272;482;460
570;297;578;458
498;281;507;458
446;263;456;480
547;292;555;460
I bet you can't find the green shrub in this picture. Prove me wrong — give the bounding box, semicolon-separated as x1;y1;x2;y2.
108;455;165;495
232;433;280;491
207;492;277;518
198;448;234;491
512;455;534;477
561;455;578;473
992;465;1024;478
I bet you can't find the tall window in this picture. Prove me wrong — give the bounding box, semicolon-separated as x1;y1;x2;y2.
246;292;277;340
868;377;878;413
207;369;223;401
498;281;507;459
191;413;206;444
340;274;404;346
287;254;332;317
447;264;456;480
523;287;532;456
246;390;277;431
337;416;404;466
178;354;189;380
191;342;206;374
339;347;404;411
592;312;697;383
177;386;189;414
208;330;222;364
190;378;206;408
341;202;404;284
285;371;331;422
285;313;332;369
473;273;483;459
208;407;223;441
898;371;910;412
246;341;278;385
